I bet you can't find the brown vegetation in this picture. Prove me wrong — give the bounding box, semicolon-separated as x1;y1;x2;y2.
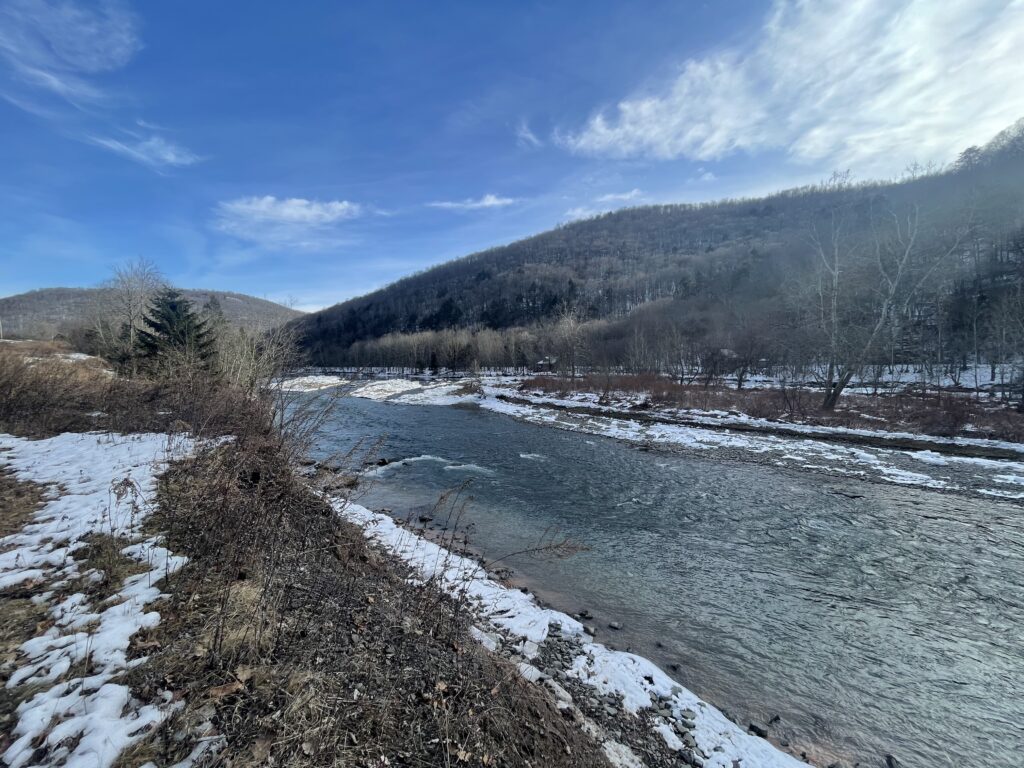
520;373;1024;443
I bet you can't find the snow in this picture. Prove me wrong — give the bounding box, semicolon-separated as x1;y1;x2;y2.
346;377;480;406
0;431;194;768
333;498;807;768
348;379;423;399
479;391;1024;499
278;374;350;392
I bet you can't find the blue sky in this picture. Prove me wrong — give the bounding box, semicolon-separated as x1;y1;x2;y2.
2;0;1022;311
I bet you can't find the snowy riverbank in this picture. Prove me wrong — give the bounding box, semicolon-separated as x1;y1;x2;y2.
284;373;1024;500
334;498;808;768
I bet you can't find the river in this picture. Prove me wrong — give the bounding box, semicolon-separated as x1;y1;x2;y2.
308;393;1024;768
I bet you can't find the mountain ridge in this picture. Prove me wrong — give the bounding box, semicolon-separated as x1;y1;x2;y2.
0;287;302;340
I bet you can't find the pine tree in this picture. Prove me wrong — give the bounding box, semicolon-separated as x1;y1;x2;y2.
137;288;217;369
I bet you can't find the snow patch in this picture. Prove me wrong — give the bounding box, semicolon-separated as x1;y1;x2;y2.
0;431;194;768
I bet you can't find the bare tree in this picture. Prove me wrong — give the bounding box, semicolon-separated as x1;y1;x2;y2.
811;195;971;410
106;259;165;375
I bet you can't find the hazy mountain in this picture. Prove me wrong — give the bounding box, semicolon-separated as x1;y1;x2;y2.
0;287;302;340
292;120;1024;367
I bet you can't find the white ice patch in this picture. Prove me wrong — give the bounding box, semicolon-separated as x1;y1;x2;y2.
278;374;350;392
348;379;423;400
0;431;195;768
333;499;806;768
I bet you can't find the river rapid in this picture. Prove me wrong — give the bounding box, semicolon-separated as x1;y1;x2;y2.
308;393;1024;768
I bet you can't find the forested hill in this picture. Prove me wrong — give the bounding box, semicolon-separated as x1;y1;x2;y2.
294;120;1024;371
0;287;302;340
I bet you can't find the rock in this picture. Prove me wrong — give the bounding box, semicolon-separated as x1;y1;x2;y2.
680;708;697;719
768;714;781;725
608;621;622;630
376;458;389;466
657;708;672;718
417;515;432;523
885;756;903;768
578;608;594;619
681;732;697;749
749;722;769;738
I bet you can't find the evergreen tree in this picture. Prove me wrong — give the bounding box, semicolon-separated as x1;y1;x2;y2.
137;288;217;369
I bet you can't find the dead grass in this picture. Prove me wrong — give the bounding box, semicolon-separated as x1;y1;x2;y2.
77;533;150;598
0;467;46;540
522;373;1024;442
117;436;609;768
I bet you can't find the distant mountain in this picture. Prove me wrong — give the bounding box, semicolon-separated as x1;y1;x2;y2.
0;287;302;340
292;120;1024;367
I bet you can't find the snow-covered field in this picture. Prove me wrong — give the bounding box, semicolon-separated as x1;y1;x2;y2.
0;432;194;768
335;498;807;768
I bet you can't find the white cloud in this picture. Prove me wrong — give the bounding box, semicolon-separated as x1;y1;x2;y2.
215;195;364;249
596;188;642;203
516;119;543;149
566;0;1024;175
564;206;602;221
427;194;519;211
90;135;201;169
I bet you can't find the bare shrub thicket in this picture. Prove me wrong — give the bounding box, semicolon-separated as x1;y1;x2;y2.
520;373;1024;442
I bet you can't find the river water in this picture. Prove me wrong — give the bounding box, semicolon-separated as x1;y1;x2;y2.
309;394;1024;768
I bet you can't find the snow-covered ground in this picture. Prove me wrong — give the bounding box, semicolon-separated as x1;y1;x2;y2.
0;432;194;768
499;385;1024;457
335;498;807;768
480;395;1024;499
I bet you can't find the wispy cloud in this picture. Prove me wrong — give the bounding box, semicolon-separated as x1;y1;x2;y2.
0;0;140;106
215;195;364;249
516;119;543;149
89;135;201;169
427;193;519;211
566;0;1024;175
564;206;604;222
0;0;200;169
595;188;642;203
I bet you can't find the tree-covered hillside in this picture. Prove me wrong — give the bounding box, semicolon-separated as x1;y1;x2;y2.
294;121;1024;402
0;287;302;340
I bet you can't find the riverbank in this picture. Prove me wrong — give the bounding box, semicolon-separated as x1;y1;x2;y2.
0;344;817;767
284;373;1024;500
307;382;1024;767
0;346;613;767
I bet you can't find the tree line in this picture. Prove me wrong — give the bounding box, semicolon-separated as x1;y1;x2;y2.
297;121;1024;410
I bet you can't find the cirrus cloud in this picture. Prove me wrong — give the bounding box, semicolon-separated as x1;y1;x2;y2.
0;0;201;170
566;0;1024;176
89;135;200;169
427;193;519;211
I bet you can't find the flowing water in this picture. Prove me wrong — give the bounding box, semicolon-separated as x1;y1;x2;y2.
310;394;1024;768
